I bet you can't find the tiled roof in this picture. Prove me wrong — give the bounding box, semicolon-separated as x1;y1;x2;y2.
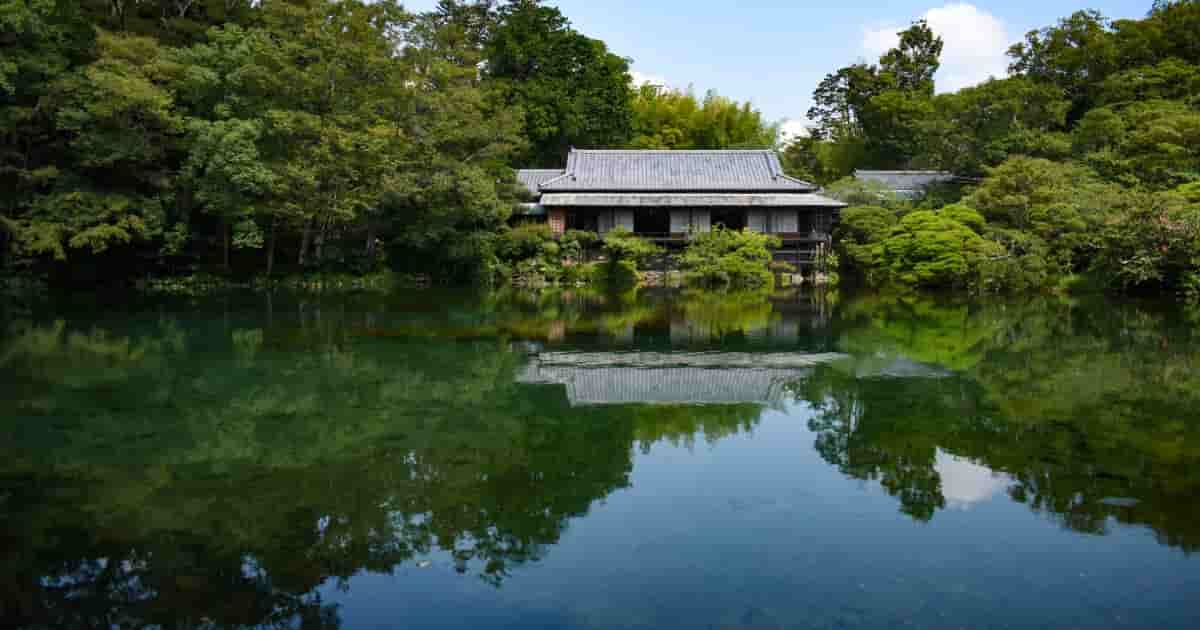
539;192;846;207
516;169;564;196
540;149;817;193
854;170;956;195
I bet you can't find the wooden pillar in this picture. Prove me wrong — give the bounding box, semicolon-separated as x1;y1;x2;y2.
548;208;566;236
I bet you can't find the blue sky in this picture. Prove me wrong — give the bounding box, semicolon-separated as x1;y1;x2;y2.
403;1;1152;134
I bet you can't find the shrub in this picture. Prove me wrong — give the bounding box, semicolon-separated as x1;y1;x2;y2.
596;228;660;288
496;223;554;261
561;229;600;262
677;226;780;288
876;211;996;288
939;204;986;233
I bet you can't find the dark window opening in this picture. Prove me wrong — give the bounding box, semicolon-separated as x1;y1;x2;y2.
634;208;670;235
567;210;599;232
711;209;746;231
800;211;816;234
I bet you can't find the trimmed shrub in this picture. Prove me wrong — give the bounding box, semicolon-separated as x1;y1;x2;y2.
677;227;780;288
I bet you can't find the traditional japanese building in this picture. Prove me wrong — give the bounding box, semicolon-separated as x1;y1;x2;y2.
518;149;846;265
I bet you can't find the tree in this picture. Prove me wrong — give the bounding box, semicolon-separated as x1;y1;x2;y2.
629;84;777;150
878;19;943;95
6;29;180;268
382;2;526;282
924;77;1070;175
484;0;633;166
1074;100;1200;190
806;63;882;141
1007;10;1119;121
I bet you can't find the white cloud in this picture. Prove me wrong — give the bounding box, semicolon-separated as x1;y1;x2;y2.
779;119;811;144
630;70;670;88
862;3;1010;93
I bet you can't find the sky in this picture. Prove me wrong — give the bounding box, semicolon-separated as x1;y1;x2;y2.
402;1;1153;138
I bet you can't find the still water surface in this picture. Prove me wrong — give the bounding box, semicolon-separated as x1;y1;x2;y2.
3;289;1200;629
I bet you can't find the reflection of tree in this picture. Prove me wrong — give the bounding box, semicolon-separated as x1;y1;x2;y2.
0;308;773;627
674;289;776;339
796;367;973;521
809;294;1200;549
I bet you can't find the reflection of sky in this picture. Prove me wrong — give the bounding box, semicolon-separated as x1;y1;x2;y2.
935;450;1011;509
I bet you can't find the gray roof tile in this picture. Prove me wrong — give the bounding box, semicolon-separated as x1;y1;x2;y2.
540;149;816;192
516;169;565;196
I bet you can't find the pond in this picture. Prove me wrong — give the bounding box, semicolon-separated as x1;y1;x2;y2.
2;288;1200;629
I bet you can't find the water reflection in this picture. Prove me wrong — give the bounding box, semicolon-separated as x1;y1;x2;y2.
1;289;1199;627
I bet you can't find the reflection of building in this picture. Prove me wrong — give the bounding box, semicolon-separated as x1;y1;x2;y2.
518;351;848;407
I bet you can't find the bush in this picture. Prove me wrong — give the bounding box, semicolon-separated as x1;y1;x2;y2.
496;223;554;261
677;226;780;288
596;228;660;288
876;211;996;288
836;205;900;278
561;229;600;262
940;204;986;233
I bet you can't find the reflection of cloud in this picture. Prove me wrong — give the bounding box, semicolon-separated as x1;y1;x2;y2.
935;450;1009;509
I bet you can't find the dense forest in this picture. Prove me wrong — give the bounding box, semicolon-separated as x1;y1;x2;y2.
0;0;775;287
3;1;1199;296
787;1;1200;296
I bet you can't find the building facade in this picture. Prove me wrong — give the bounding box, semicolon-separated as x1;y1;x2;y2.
518;149;846;265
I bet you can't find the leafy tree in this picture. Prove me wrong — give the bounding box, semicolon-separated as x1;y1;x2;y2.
1092;189;1200;291
1007;10;1119;120
484;0;633;166
1074;100;1200;190
629;84;777;150
924;77;1070;175
878;19;942;95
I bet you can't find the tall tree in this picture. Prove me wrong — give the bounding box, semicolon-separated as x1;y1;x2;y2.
878;19;943;95
484;0;633;166
1007;10;1118;121
629;84;777;150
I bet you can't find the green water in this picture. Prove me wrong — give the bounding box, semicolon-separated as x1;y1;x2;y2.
2;289;1200;629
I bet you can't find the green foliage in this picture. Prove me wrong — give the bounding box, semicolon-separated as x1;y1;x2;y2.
1074;100;1200;190
497;222;554;261
875;210;994;288
484;0;634;166
939;204;986;233
835;205;898;277
629;84;778;149
1091;190;1200;291
807;21;943;168
596;228;659;288
677;227;780;288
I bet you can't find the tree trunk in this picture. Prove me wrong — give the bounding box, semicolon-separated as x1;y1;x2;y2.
314;218;328;263
365;225;376;260
221;218;230;271
266;218;277;276
298;221;311;266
